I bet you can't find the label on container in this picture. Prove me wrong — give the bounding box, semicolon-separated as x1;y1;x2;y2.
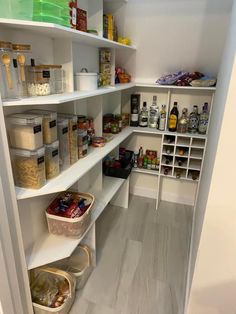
62;127;68;134
131;114;139;122
52;149;59;158
37;156;45;165
49;120;56;128
72;124;77;131
42;70;50;79
34;125;42;134
169;115;177;129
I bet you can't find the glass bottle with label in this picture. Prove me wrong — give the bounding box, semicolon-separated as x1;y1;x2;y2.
198;102;209;134
159;104;166;131
177;108;188;133
139;101;148;127
149;95;159;128
188;105;199;133
168;102;179;132
130;94;140;127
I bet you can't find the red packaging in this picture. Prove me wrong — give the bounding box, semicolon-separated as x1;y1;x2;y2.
77;8;87;32
69;0;77;29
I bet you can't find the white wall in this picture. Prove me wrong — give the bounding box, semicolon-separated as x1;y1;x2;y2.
109;0;232;83
187;1;236;312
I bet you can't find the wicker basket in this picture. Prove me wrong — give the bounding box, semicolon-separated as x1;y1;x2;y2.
30;267;76;314
46;192;94;238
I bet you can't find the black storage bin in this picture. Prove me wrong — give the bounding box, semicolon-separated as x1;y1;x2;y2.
103;150;134;179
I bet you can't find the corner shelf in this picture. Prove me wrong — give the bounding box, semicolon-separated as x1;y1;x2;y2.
135;82;216;91
132;168;159;176
0;18;136;50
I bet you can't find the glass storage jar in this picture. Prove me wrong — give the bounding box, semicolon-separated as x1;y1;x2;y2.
49;64;65;94
7;113;43;150
57;117;70;171
11;146;46;189
26;109;57;144
45;140;60;180
27;65;51;96
0;41;19;100
12;43;32;97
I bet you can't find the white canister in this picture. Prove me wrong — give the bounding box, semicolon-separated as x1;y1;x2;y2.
75;72;98;91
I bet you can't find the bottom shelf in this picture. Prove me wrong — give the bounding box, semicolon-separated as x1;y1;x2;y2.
26;176;125;270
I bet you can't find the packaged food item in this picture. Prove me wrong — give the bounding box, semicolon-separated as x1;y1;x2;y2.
0;41;19;100
69;0;77;29
111;119;119;134
77;129;88;146
78;144;88;158
77;8;87;32
59;114;78;165
11;147;46;189
45;141;60;180
57;118;70;171
92;137;105;148
30;267;76;312
121;113;130;128
77;115;87;129
114;114;123;131
7;113;43;150
103;114;113;133
26;109;57;144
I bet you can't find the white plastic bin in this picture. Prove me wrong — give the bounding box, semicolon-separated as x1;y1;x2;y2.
75;72;98;91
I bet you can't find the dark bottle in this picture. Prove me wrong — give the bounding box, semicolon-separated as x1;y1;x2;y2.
166;136;175;144
176;158;183;167
130;94;140;127
139;101;148;127
164;167;170;175
168;102;179;132
188;105;199;133
165;157;172;165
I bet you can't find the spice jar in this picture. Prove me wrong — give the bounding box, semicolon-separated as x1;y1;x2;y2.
7;113;43;150
12;44;31;98
77;115;87;130
114;114;122;132
27;65;51;96
11;147;46;189
111;119;119;134
0;41;19;100
45;141;60;180
57;118;70;171
26;109;57;144
103;114;113;133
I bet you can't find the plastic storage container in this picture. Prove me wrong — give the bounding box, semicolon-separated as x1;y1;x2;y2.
58;114;78;165
75;72;98;91
46;192;94;238
11;147;46;189
45;141;60;180
30;266;76;314
57;118;70;171
77;129;88;158
12;43;31;97
7;113;43;150
33;0;65;25
26;109;57;144
0;41;19;100
0;0;33;20
27;65;51;96
50;65;65;94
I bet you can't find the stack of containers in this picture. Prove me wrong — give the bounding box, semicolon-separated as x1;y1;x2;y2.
7;113;46;189
26;109;60;180
99;49;112;86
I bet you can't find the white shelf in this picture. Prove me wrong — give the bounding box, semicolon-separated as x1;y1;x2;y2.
132;168;159;176
189;160;202;171
26;175;125;270
0;18;136;50
160;173;198;182
131;126;165;136
16;127;133;200
135;82;216;91
3;83;136;107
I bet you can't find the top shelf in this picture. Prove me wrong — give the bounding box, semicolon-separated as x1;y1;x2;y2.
0;18;136;50
135;83;216;91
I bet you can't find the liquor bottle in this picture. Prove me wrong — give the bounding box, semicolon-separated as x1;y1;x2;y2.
164;167;170;175
165;157;171;165
149;96;159;128
175;169;182;179
130;94;140;127
177;108;188;133
188;105;199;133
159;104;166;131
139;101;148;127
198;102;209;134
176;158;183;166
166;136;175;144
168;102;179;132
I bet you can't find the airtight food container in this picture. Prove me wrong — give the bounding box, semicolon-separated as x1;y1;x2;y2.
57;118;70;171
45;140;60;180
7;113;43;150
26;109;57;144
11;147;46;189
75;72;98;91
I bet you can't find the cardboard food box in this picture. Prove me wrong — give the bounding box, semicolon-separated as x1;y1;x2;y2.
77;8;87;32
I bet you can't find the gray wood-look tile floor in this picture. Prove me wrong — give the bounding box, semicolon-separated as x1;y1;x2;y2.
70;195;192;314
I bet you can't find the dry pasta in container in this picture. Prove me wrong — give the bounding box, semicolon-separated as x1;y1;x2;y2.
45;140;60;180
11;147;46;189
30;266;76;314
57;117;70;171
58;114;78;165
7;113;43;150
46;191;94;238
26;109;57;144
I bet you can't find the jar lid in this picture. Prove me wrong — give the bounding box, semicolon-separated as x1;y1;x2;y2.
57;117;69;127
36;64;62;69
26;109;57;120
76;72;98;76
58;113;77;123
77;115;86;122
12;44;31;52
11;146;45;157
0;41;12;50
7;113;43;126
45;140;59;149
92;137;105;143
